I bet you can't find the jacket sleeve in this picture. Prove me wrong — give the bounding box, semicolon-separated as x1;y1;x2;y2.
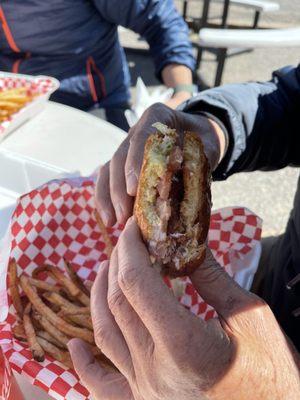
92;0;195;79
179;65;300;180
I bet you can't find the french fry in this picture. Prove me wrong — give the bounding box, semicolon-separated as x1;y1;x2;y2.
0;88;27;98
63;312;93;331
8;259;23;318
36;330;64;349
28;277;60;293
12;323;27;341
10;263;117;371
0;101;21;110
94;210;114;257
32;265;51;279
36;336;73;368
63;259;90;296
20;275;94;343
0;96;29;104
23;303;45;362
0;87;36;122
59;306;90;316
31;309;46;331
43;292;90;315
46;265;90;306
35;314;70;349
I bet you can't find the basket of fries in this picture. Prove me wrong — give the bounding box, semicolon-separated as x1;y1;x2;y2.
0;72;59;142
0;176;262;400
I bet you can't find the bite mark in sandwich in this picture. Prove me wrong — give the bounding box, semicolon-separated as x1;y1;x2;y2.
134;123;211;277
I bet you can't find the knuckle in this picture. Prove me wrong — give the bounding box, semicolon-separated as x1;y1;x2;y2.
107;288;124;313
78;361;101;386
249;296;270;317
118;264;139;292
93;320;111;350
148;102;166;113
128;133;138;147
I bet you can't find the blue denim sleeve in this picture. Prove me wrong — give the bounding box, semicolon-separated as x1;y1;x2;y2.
179;65;300;180
92;0;195;79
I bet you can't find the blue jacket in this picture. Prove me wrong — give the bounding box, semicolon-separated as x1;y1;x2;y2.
0;0;195;110
181;65;300;351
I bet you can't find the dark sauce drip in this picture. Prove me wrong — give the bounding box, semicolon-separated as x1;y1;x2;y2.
167;170;184;235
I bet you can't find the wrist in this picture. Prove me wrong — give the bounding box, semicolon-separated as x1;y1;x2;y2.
207;118;227;164
176;111;223;171
172;91;192;102
173;84;197;96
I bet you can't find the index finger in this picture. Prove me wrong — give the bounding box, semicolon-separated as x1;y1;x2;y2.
116;217;206;344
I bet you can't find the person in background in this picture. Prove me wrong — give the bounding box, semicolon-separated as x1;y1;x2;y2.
0;0;196;130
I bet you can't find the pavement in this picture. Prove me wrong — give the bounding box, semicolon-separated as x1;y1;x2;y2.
121;0;300;237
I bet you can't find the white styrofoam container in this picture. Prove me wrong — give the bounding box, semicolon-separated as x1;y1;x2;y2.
0;149;70;240
0;72;60;142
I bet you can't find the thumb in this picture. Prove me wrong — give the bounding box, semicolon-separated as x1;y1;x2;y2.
190;247;258;321
68;339;134;400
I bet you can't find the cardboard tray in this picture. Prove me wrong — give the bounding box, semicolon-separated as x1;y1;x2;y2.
0;72;59;142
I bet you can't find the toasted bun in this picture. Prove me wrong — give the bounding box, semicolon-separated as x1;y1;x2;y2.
134;124;211;277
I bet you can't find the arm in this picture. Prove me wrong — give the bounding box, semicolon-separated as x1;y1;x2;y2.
180;65;300;179
162;64;194;109
92;0;195;105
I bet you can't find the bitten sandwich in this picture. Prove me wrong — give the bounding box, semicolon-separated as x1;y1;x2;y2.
134;123;211;277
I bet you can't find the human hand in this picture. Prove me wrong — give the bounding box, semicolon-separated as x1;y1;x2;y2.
95;103;225;227
68;218;300;400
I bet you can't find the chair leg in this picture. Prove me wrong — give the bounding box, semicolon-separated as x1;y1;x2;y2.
196;47;203;70
215;48;227;87
201;0;211;29
252;11;260;28
221;0;230;28
183;0;188;20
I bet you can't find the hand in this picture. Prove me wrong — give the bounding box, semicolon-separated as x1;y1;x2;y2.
164;91;192;109
68;218;300;400
95;103;225;227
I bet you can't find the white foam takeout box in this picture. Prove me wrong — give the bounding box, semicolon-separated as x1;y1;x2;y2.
0;72;60;142
0;149;71;241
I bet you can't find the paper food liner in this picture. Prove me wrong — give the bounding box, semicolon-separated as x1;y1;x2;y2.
0;349;13;400
0;177;262;400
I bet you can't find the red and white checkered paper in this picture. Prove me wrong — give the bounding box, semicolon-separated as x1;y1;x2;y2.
0;74;58;137
0;349;13;400
0;177;262;400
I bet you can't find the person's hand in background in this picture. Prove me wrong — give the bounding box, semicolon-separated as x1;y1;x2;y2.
162;63;194;109
95;103;226;227
164;90;192;109
68;217;300;400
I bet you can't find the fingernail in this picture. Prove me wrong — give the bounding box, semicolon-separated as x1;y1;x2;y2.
126;171;138;195
99;210;110;226
67;338;76;351
115;204;124;223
